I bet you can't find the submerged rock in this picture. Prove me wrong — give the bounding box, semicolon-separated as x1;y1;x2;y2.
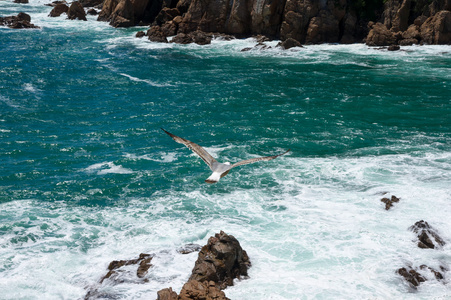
277;37;303;49
380;195;400;210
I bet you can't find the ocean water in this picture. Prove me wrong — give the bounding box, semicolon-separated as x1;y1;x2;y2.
1;1;451;299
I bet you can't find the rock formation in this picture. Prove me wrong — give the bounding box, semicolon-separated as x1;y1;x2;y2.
67;1;88;21
397;265;447;288
0;12;39;29
409;220;446;249
366;0;451;45
49;3;69;17
158;231;251;299
380;195;400;210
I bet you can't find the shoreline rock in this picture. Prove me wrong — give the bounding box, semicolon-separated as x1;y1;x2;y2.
0;12;39;29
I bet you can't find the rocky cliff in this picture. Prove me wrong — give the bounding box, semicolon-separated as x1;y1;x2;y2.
96;0;451;44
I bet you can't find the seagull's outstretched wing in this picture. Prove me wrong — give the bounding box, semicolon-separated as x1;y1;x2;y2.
230;149;290;169
161;128;217;169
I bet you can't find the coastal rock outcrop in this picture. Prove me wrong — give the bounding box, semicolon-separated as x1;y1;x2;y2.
397;265;447;288
49;3;69;17
67;1;87;21
158;231;251;299
366;0;451;45
409;220;446;249
0;12;39;28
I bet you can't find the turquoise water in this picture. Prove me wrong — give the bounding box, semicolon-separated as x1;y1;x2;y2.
1;1;451;299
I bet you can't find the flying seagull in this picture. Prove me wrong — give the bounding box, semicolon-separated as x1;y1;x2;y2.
161;128;290;184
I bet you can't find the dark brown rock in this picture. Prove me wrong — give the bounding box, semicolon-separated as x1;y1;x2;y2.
14;0;29;3
45;0;67;7
155;7;180;25
67;1;87;21
79;0;103;8
409;220;446;249
278;37;303;49
397;264;447;288
171;31;213;45
147;25;168;43
380;195;400;210
388;44;401;51
177;243;202;254
189;231;250;289
108;0;134;27
86;8;98;16
135;30;145;38
49;3;69;17
0;13;39;29
100;253;153;283
397;266;426;287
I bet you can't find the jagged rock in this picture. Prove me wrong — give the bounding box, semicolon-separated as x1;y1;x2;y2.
147;25;168;42
380;195;400;210
189;231;250;289
366;22;397;46
67;1;87;21
420;10;451;44
409;220;446;249
108;0;135;27
278;37;303;49
0;12;39;29
399;38;418;45
155;7;180;25
391;0;411;32
250;0;285;38
397;264;447;288
14;0;29;3
49;3;69;17
171;31;213;45
100;253;153;283
397;266;426;287
178;280;229;300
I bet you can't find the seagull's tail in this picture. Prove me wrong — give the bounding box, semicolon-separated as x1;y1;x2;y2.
205;172;221;184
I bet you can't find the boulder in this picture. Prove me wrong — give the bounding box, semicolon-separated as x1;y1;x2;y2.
387;44;400;51
157;287;178;300
420;10;451;44
409;220;446;249
366;22;398;46
49;3;69;17
147;25;168;43
67;1;87;21
0;13;39;29
14;0;29;3
171;31;213;45
278;37;303;49
178;280;229;300
397;266;426;287
86;8;98;16
135;30;145;38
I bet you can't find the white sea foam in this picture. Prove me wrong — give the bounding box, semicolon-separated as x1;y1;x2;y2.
125;152;178;163
119;73;173;87
85;162;134;175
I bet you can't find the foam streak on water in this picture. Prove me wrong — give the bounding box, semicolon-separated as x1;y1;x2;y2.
1;1;451;299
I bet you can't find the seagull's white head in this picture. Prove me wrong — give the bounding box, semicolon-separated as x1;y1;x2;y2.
224;162;231;165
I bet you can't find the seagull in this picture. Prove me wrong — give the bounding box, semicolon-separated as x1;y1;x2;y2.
161;128;290;184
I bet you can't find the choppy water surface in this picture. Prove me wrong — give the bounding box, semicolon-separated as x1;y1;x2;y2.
1;1;450;299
